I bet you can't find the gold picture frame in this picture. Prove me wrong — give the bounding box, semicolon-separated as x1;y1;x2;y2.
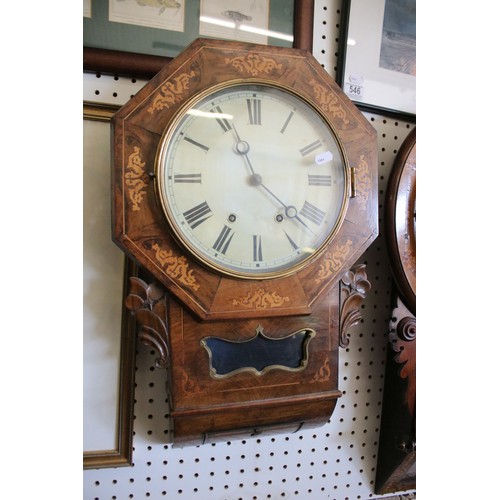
83;103;137;469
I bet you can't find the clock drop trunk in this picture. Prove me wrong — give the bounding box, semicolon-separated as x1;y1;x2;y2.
130;269;347;446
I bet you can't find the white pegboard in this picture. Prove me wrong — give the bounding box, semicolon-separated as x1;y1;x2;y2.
312;1;343;73
83;72;148;105
83;2;416;498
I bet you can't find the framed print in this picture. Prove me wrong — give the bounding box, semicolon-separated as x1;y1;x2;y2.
83;103;137;469
199;0;290;45
337;0;416;120
84;0;297;58
109;0;185;33
83;0;314;77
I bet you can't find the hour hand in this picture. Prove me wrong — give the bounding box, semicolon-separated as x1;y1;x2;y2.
259;184;316;236
231;124;256;173
282;204;316;236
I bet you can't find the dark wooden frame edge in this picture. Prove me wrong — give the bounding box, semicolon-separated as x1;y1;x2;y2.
384;126;416;315
83;0;315;78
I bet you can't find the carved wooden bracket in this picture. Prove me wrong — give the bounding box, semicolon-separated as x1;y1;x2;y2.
124;277;170;369
339;264;371;348
389;297;416;417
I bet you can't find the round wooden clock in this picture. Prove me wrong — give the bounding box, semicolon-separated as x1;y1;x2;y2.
385;127;416;315
112;39;379;444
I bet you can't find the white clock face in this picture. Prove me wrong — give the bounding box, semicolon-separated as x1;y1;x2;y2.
156;83;348;279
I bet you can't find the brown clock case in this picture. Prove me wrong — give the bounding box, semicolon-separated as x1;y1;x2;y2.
376;128;416;492
111;38;379;445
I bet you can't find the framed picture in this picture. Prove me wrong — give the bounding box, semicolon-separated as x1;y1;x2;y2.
83;103;137;469
337;0;416;120
83;0;314;77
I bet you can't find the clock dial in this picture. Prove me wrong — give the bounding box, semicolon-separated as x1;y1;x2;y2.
156;83;348;279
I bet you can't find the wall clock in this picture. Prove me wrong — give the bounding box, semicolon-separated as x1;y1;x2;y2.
385;127;416;316
376;127;416;493
112;38;379;445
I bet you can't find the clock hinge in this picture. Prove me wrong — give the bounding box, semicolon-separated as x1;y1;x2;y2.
349;167;356;198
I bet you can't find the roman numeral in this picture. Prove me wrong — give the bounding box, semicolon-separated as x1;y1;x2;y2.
247;98;261;125
174;173;202;183
253;235;263;262
211;105;232;133
308;174;332;186
183;201;212;229
280;111;294;133
213;225;234;254
299;140;322;157
183;135;209;152
299;201;326;226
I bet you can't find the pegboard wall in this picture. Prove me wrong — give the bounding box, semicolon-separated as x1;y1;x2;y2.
83;1;416;498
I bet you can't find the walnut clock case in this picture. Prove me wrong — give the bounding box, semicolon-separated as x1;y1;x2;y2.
376;127;416;493
111;38;378;446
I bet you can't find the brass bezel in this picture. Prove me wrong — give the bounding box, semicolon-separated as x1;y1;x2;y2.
155;79;351;280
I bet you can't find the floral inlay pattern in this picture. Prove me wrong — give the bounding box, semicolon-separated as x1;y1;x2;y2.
232;288;290;309
225;54;283;76
313;358;331;383
308;79;349;125
125;146;148;211
315;240;353;284
152;243;199;290
354;154;371;211
148;70;197;113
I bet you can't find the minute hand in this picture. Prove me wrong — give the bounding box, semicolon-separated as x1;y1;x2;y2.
231;124;316;235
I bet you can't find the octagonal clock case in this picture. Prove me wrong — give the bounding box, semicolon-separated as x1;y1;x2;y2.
112;38;378;445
